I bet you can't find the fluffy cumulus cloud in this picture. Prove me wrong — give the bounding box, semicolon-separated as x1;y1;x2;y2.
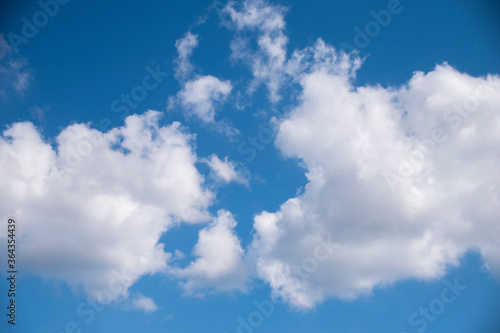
204;154;249;185
0;34;32;97
249;45;500;308
177;75;233;123
171;210;247;294
0;111;216;301
3;0;500;313
202;0;500;310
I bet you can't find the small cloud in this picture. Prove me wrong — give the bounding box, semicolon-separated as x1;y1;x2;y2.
170;210;248;294
130;293;159;313
177;75;232;123
29;105;50;121
223;0;289;102
174;32;199;81
204;154;249;185
170;31;240;137
0;34;32;96
173;249;186;260
13;69;31;92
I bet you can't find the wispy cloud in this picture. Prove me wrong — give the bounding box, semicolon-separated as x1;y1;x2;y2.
203;154;249;185
0;34;32;97
223;0;289;101
174;32;199;82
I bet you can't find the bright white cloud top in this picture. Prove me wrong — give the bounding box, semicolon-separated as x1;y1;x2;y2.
0;0;499;315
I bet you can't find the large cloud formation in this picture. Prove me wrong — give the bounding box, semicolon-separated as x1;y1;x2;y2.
1;0;499;313
219;0;500;310
250;50;500;309
0;111;244;301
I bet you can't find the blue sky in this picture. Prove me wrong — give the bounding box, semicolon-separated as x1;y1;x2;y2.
1;0;500;332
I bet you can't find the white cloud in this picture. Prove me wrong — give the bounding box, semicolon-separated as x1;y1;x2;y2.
167;4;500;307
1;1;499;314
171;31;238;136
174;32;199;81
224;0;286;30
222;2;366;103
172;210;247;294
285;38;363;80
0;34;32;96
247;40;500;309
0;111;215;301
223;0;288;101
178;75;232;123
130;293;159;313
204;154;248;185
